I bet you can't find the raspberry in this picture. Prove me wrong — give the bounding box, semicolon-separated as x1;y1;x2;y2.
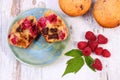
88;41;98;52
21;18;32;29
8;34;11;38
98;34;108;44
92;58;102;71
59;31;65;40
82;47;92;56
95;47;103;55
77;41;87;50
102;49;111;58
85;31;96;41
11;35;17;45
37;17;46;28
46;14;57;23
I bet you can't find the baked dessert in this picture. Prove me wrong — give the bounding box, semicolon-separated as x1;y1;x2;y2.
8;16;39;48
37;10;68;43
59;0;91;16
93;0;120;28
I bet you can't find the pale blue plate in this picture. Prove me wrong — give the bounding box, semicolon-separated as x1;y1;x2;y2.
8;8;69;66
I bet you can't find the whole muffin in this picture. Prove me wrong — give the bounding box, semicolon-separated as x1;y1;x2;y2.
59;0;91;17
93;0;120;28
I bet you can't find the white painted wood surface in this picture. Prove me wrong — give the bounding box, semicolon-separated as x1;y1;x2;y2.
0;0;120;80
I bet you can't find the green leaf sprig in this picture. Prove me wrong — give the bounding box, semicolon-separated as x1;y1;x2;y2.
62;49;96;76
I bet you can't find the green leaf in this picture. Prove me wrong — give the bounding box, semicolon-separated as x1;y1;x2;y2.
85;56;96;72
62;56;84;76
65;49;83;57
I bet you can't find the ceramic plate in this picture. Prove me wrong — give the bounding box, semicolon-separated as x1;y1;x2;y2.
8;8;69;66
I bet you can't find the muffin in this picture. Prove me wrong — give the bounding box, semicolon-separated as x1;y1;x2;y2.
59;0;91;16
93;0;120;28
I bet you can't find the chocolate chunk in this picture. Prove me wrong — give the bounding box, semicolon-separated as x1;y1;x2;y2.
42;27;49;35
50;28;58;33
80;5;83;10
30;24;39;35
16;26;23;32
28;35;33;42
48;34;59;39
31;25;36;31
30;19;34;23
103;0;106;2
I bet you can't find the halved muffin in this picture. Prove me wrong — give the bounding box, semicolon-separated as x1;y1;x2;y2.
37;10;68;43
8;16;39;48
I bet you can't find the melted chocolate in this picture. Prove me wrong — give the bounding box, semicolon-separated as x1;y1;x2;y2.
16;26;23;32
28;35;33;42
48;34;59;39
42;27;49;35
30;19;34;23
50;28;58;33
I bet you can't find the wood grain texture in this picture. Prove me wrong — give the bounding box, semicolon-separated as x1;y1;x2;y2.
32;0;36;5
1;0;120;80
11;0;21;16
0;0;2;48
12;61;21;80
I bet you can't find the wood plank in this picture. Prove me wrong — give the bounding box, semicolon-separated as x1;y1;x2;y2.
0;0;21;80
11;0;21;16
0;0;2;48
21;64;42;80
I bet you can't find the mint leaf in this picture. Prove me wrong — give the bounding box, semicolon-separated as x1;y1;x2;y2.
62;56;84;76
85;56;96;72
65;49;83;57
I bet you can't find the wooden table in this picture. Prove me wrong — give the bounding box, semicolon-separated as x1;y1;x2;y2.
0;0;120;80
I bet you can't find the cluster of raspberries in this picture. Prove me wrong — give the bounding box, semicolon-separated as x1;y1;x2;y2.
77;31;111;71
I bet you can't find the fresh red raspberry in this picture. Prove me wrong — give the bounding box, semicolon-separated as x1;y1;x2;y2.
77;41;87;50
46;14;57;23
85;31;96;41
82;47;92;56
11;35;18;45
92;58;102;71
88;41;98;52
21;18;32;29
102;49;111;58
95;47;103;55
98;34;108;44
59;31;65;40
37;17;46;29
